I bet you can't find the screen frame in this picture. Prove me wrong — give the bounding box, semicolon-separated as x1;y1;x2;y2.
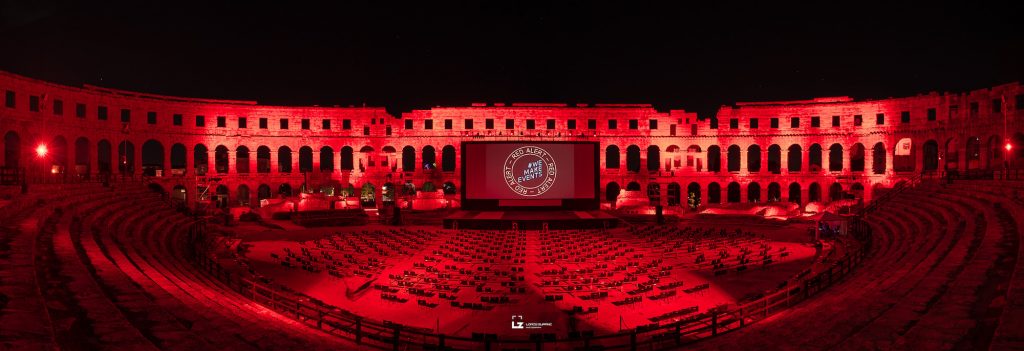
460;141;600;211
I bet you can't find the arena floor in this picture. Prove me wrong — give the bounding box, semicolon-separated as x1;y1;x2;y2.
232;220;819;338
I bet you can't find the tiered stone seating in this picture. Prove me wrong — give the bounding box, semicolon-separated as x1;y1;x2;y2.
0;182;355;350
695;179;1023;350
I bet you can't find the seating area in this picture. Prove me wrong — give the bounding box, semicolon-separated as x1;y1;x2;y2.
0;182;354;350
695;178;1024;350
4;177;1023;350
240;223;818;336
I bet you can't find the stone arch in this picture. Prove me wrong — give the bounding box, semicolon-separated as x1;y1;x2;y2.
236;146;250;173
606;145;620;169
194;144;208;175
97;140;111;174
647;145;660;172
727;145;741;172
923;140;939;171
141;139;164;176
171;143;187;172
788;144;802;172
422;145;436;170
402;146;416;172
809;182;821;203
768;144;781;173
708;182;721;204
340;145;354;170
789;182;801;204
606;182;620;202
320;146;334;171
850;143;865;172
829;182;844;201
626;181;641;191
118;140;135;175
809;144;823;171
442;145;457;172
873;142;887;174
299;146;313;172
707;145;721;172
214;145;229;174
727;182;741;203
278;146;292;173
74;137;90;174
747;144;761;172
626;145;641;172
829;143;843;172
667;182;681;206
256;146;271;173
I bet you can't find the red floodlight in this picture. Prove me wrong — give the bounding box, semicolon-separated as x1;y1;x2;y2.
35;144;48;157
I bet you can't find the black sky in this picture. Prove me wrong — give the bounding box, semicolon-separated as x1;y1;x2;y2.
0;1;1022;117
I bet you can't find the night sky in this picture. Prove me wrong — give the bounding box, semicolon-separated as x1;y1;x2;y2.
1;1;1021;117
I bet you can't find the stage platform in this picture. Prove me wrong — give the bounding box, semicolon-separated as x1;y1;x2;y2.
443;210;619;230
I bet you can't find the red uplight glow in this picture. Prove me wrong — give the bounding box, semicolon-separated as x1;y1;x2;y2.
1006;143;1013;151
35;144;48;157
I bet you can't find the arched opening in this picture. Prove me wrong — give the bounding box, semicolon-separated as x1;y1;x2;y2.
214;145;229;174
50;136;68;174
340;146;354;170
809;182;821;203
828;143;843;172
278;146;292;173
667;182;681;206
966;136;982;170
988;135;1002;169
626;181;641;191
647;183;661;206
382;182;395;205
215;185;229;208
442;181;457;195
747;145;761;172
422;145;436;170
873;142;887;174
278;183;292;197
707;145;721;172
665;145;681;171
708;182;721;204
382;146;396;170
117;141;135;175
829;182;843;201
171;143;186;174
850;143;864;172
727;145;741;172
897;137;913;171
727;182;741;203
605;182;620;202
748;182;761;203
141;139;164;176
767;182;781;202
809;144;823;171
299;146;313;172
3;131;20;168
687;182;701;209
237;185;250;206
236;146;250;174
944;138;959;171
97;140;111;174
788;144;802;172
442;145;456;172
686;145;702;171
320;146;334;171
626;145;641;172
75;137;90;176
789;182;801;205
647;145;660;172
172;185;187;203
923;140;939;171
194;144;208;175
767;144;781;173
257;184;271;201
605;145;620;169
402;146;416;172
256;146;271;173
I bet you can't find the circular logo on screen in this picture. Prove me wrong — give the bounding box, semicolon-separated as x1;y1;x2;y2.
503;146;557;197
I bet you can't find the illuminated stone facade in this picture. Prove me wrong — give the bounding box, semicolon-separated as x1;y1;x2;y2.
2;70;1022;210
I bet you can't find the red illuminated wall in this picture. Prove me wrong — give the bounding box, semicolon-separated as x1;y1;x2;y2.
1;70;1022;211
